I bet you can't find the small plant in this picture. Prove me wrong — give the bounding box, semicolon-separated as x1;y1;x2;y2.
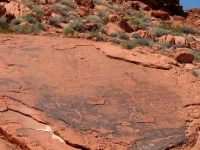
91;30;103;41
118;32;129;40
11;18;24;25
13;22;44;34
100;27;106;34
60;0;76;9
93;0;103;5
108;0;113;5
125;9;132;15
32;6;44;16
188;50;200;62
153;28;168;37
63;26;74;35
130;19;145;28
181;26;199;34
0;16;7;27
86;16;103;26
131;33;141;39
176;43;186;48
191;69;200;78
68;19;84;31
48;17;62;27
98;10;109;19
23;15;37;24
51;4;68;16
110;32;118;37
142;15;151;23
123;16;131;21
113;6;122;12
122;38;150;49
110;38;121;44
158;42;171;48
133;11;142;18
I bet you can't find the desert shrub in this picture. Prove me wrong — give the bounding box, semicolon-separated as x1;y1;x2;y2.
123;16;131;21
108;0;113;5
110;32;118;37
181;26;199;34
157;49;167;55
118;32;129;40
153;28;168;37
91;30;103;41
131;33;141;39
113;6;122;12
51;4;68;16
63;26;74;35
11;18;24;25
158;42;171;48
142;15;151;23
122;38;150;49
110;38;121;44
13;22;44;34
0;16;7;27
129;19;145;28
48;17;62;27
60;0;76;8
176;43;186;48
191;69;200;78
93;0;103;5
98;10;109;19
188;50;200;62
23;15;37;24
125;9;132;15
100;27;106;34
133;11;142;18
32;6;44;16
68;19;84;31
86;16;103;26
21;1;33;9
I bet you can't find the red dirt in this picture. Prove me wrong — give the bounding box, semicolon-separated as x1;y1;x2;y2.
0;34;200;149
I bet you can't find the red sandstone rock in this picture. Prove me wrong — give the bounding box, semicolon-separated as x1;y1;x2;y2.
175;52;194;63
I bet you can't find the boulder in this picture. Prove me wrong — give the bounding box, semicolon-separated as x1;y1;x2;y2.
84;23;98;30
106;23;123;35
159;35;175;45
132;1;150;11
137;30;156;41
0;5;6;17
108;15;118;23
174;36;190;48
3;1;31;18
175;52;194;63
151;10;170;20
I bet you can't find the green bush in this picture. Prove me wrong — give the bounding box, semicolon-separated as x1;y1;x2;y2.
63;26;74;35
113;6;122;12
153;28;169;37
123;16;131;21
98;10;109;19
188;50;200;62
93;0;103;5
110;32;118;37
158;42;171;48
142;15;151;23
176;43;186;48
122;38;150;49
125;9;132;15
118;32;129;40
131;33;141;39
48;17;62;27
191;69;200;78
91;30;103;41
51;4;68;16
129;19;145;28
0;16;7;27
100;27;106;34
110;38;121;44
68;19;84;31
181;26;199;34
32;6;44;16
60;0;76;8
11;18;24;25
13;22;44;34
86;16;103;24
133;11;142;18
23;15;37;24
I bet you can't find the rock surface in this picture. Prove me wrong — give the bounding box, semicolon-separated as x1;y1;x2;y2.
0;34;199;149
